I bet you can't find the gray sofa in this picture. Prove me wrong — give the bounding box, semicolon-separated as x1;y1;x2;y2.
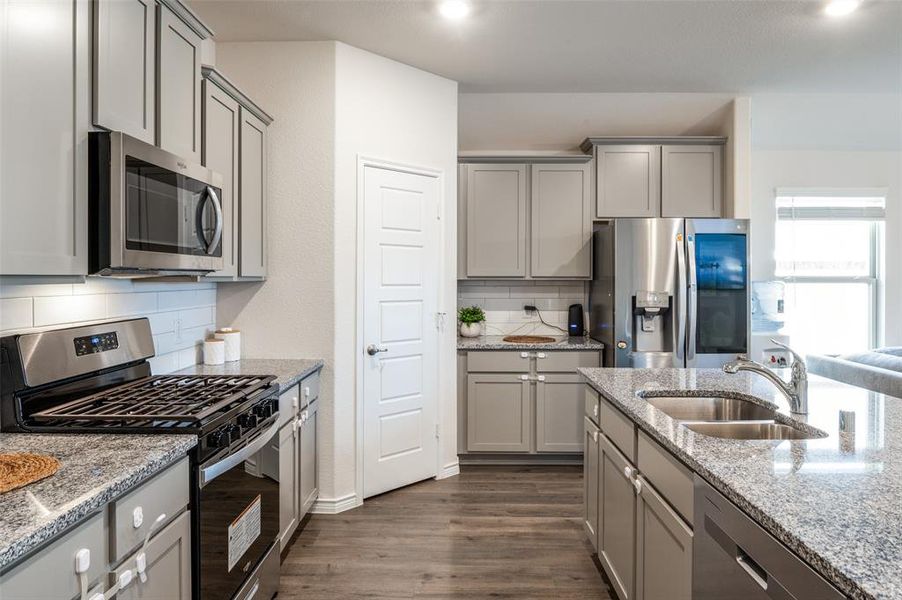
808;347;902;397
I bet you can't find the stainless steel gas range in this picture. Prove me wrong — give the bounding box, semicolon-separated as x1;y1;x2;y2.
0;318;281;600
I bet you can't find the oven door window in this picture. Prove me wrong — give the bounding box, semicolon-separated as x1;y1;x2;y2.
197;438;280;600
125;156;222;257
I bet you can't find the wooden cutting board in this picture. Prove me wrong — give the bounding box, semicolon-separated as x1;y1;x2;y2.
0;453;61;494
502;335;556;344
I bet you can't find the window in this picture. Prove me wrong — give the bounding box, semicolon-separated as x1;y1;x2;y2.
774;190;885;357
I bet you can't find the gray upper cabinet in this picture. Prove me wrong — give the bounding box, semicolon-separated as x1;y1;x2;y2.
1;0;90;276
157;2;201;162
465;164;528;277
535;374;584;452
595;145;660;218
661;145;723;218
635;476;692;600
467;374;531;452
530;163;592;278
93;0;155;143
238;108;268;278
202;78;240;278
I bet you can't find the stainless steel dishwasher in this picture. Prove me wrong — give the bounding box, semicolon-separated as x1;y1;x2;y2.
693;475;845;600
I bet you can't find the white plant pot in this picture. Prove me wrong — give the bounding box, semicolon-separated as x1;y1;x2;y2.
459;322;482;338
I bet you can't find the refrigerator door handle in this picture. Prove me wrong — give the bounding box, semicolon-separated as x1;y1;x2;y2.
675;235;687;364
687;234;698;365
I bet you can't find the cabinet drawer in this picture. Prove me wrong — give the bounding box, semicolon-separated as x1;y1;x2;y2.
584;386;600;426
299;372;320;408
278;384;300;427
599;397;636;463
1;513;107;600
110;458;189;563
637;431;694;526
466;351;531;373
536;351;601;373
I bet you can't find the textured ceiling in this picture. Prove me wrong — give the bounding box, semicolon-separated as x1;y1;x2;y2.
190;0;902;93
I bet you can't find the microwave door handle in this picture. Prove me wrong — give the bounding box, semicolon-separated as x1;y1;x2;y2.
206;186;223;255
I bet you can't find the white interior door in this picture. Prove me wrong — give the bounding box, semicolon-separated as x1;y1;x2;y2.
362;165;440;498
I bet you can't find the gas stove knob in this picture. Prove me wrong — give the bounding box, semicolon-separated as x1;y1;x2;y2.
208;429;230;448
238;413;258;429
226;424;242;443
253;402;274;419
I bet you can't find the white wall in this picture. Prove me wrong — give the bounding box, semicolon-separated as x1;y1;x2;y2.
0;278;216;372
215;41;458;508
214;41;339;496
333;43;459;497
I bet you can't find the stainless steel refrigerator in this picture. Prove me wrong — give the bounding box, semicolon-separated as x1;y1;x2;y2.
589;218;750;369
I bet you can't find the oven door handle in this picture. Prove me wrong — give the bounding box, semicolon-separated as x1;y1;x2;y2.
199;419;279;488
195;186;224;256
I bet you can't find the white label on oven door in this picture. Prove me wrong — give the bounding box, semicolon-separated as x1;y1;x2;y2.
228;494;262;572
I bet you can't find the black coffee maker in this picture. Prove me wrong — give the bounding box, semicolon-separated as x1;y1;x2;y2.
568;304;585;337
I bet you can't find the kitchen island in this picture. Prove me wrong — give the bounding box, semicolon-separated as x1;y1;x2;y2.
579;367;902;600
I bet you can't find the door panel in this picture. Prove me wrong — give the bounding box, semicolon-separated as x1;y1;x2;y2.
661;145;722;218
536;374;584;452
466;374;531;452
596;146;660;218
530;163;592;277
157;3;201;162
299;400;318;515
636;477;692;600
277;422;298;550
114;511;192;600
363;166;439;498
238;108;267;277
583;417;600;551
599;434;636;600
466;164;527;277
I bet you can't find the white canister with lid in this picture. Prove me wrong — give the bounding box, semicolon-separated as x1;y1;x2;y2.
203;339;225;365
214;327;241;362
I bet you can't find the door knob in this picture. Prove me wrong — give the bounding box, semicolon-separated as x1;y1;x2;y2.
366;344;388;356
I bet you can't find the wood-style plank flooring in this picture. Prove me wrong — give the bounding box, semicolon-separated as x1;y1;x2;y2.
280;466;613;599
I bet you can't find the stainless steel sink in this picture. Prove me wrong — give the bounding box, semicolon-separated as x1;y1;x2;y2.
642;395;777;422
684;421;824;441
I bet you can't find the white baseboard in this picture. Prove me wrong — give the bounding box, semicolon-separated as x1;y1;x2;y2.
437;461;460;479
310;492;360;514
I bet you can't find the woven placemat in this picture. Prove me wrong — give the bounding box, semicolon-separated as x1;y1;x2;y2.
0;453;61;494
502;335;557;344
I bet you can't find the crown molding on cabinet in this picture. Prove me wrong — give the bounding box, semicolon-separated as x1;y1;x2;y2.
158;0;215;39
579;136;727;153
201;66;275;125
458;153;592;164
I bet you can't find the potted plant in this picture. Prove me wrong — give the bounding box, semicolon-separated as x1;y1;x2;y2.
458;305;486;338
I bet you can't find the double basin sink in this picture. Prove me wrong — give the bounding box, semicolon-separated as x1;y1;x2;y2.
638;393;825;441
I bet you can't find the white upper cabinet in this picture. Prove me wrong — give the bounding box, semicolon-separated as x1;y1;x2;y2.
530;163;592;278
1;0;90;276
156;2;202;162
93;0;155;143
595;145;661;218
661;144;723;218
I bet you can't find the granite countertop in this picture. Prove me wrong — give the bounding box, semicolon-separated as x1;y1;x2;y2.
458;335;604;351
0;434;196;571
578;367;902;600
174;358;324;393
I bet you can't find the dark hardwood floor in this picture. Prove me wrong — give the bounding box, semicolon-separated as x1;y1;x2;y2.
280;465;613;599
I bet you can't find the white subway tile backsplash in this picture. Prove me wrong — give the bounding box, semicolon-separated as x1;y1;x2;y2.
107;292;158;317
459;279;587;336
145;310;179;335
158;288;218;311
0;283;74;299
72;278;135;295
33;294;107;327
179;306;215;329
0;298;33;330
148;352;180;375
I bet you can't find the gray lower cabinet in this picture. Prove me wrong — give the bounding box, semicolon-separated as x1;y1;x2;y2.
535;374;584;452
299;398;319;516
278;419;300;551
583;417;600;551
635;475;692;600
529;163;592;278
93;0;155;143
202;77;241;278
238;108;268;278
661;145;723;218
467;374;531;452
464;164;528;277
598;433;637;600
595;145;660;218
156;2;201;163
112;510;192;600
1;0;90;276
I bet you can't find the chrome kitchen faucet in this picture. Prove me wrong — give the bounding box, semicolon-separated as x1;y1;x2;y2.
723;339;809;415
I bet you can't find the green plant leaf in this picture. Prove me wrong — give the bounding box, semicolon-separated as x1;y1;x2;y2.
457;305;486;324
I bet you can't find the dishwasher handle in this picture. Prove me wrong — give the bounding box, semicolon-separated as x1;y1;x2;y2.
736;547;769;590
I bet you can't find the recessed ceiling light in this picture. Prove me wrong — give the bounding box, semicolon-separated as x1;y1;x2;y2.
824;0;860;17
439;0;470;20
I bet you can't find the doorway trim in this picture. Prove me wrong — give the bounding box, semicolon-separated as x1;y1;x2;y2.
355;155;446;504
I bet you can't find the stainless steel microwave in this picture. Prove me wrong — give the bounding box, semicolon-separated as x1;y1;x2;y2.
89;131;224;276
